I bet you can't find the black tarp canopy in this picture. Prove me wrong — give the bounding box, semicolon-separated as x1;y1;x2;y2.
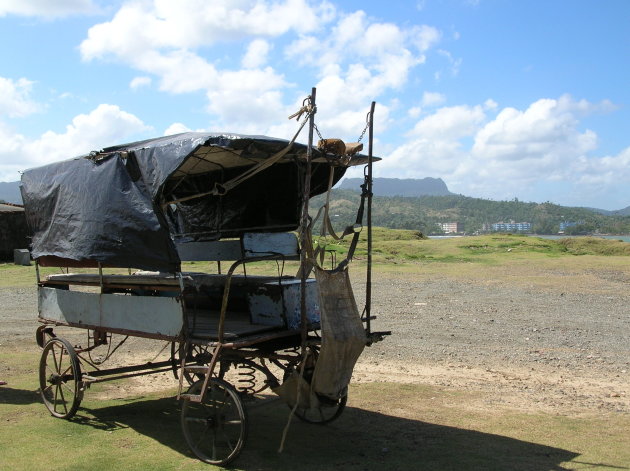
21;132;371;272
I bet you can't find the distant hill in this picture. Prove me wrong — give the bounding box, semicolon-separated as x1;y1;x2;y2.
0;181;22;204
586;206;630;217
339;177;454;197
310;190;630;235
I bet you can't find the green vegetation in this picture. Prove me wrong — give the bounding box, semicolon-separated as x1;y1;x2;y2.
556;236;630;256
311;189;630;235
318;229;629;264
1;230;627;290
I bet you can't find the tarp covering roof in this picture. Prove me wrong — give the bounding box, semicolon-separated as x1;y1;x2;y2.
21;132;371;272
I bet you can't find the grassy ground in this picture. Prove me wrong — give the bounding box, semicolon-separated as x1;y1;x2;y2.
1;231;629;469
1;351;628;471
2;232;628;290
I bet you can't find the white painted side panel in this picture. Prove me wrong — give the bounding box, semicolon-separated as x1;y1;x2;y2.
38;287;183;337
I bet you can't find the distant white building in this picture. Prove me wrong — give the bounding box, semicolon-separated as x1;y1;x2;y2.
491;221;532;232
437;222;463;233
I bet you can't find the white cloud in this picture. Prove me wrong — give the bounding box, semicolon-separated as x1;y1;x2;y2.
408;106;422;118
409;104;485;139
130;76;152;90
472;96;598;162
242;39;272;69
437;49;462;77
421;91;446;107
0;77;41;117
380;95;624;205
80;0;332;61
78;0;338;130
574;146;630;187
483;99;498;110
411;25;441;52
282;12;439;139
0;0;99;18
0;104;151;180
78;2;439;138
164;123;193;135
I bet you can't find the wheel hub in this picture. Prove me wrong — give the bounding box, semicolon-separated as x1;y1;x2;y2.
48;373;63;386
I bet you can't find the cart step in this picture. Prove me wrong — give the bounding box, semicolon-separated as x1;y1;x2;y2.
179;393;203;402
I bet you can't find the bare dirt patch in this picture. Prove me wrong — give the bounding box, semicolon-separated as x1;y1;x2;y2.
1;267;628;417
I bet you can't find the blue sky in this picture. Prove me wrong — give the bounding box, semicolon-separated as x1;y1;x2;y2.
0;0;628;210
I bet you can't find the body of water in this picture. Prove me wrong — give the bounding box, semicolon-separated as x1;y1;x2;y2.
430;234;630;242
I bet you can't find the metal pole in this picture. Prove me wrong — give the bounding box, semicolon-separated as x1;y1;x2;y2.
300;88;316;346
366;101;375;335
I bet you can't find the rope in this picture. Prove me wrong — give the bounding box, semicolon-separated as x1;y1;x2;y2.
278;348;311;453
163;102;315;207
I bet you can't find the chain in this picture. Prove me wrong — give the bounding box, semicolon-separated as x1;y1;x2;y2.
313;122;324;141
295;99;371;144
357;110;372;143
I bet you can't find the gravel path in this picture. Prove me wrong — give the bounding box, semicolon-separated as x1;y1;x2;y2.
1;271;628;414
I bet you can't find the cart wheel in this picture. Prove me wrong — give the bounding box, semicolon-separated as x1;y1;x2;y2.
292;393;347;425
281;346;347;424
181;378;248;466
39;337;83;419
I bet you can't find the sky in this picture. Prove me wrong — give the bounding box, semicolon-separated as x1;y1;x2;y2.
0;0;629;210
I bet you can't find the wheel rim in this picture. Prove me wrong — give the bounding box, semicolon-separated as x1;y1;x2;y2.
181;378;247;465
293;394;347;424
39;337;82;419
281;346;347;424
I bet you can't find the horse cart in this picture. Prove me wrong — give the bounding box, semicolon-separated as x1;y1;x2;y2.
21;92;388;465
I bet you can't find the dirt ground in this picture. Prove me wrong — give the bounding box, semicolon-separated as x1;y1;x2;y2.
1;267;628;417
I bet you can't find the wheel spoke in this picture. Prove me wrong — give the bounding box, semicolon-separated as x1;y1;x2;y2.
53;383;60;409
60;364;73;378
223;419;243;426
51;345;60;373
185;417;208;425
57;383;68;413
221;431;235;453
194;425;211;449
210;425;219;462
61;381;75;396
59;345;65;372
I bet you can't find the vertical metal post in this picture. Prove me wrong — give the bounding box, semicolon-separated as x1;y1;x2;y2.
366;101;375;335
300;87;316;345
98;262;104;293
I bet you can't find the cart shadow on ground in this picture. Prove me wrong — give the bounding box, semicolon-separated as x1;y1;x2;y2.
0;386;41;405
72;394;589;471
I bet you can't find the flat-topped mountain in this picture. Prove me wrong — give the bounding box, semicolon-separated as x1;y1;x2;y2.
339;177;453;197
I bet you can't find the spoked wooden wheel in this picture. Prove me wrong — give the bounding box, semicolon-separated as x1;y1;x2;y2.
181;378;248;466
39;337;83;419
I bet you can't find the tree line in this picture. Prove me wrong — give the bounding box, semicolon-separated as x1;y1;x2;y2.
310;190;630;235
